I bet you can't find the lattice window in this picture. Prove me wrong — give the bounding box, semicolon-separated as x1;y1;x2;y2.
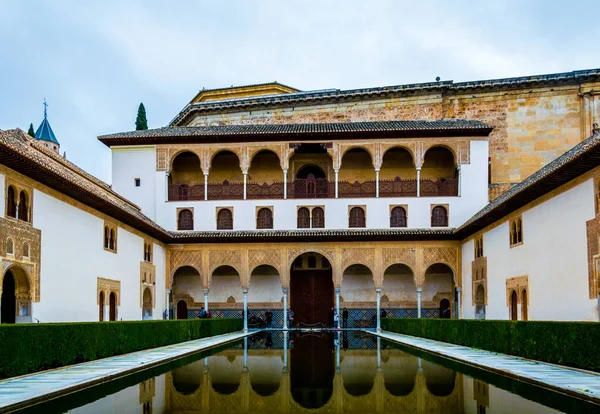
143;242;153;262
431;206;448;227
474;236;484;258
6;186;16;218
312;207;325;228
349;207;365;228
217;208;233;230
109;228;116;250
18;191;28;222
178;209;194;230
297;207;310;228
257;208;273;229
390;206;407;228
509;217;523;246
104;226;110;249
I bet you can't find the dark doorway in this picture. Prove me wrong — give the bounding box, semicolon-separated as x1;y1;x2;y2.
1;271;16;324
291;332;334;409
177;300;188;320
296;165;326;180
439;298;451;319
290;253;333;326
99;291;105;321
109;292;117;321
510;290;518;321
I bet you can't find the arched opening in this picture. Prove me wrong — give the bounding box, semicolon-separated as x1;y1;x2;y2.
169;152;203;201
109;228;116;250
475;284;486;320
296;164;326;179
6;238;13;255
291;332;333;409
172;360;202;395
6;186;16;218
290;143;333;198
256;208;273;229
292;163;330;199
390;206;407;228
341;264;375;328
208;150;243;200
248;265;281;328
178;209;193;230
349;206;366;228
421;147;458;196
312;207;325;228
341;353;376;396
209;355;242;394
510;290;518;321
248;355;283;396
521;289;528;321
248;150;282;195
297;207;310;228
172;266;202;319
339;148;375;197
98;291;105;321
217;208;233;230
423;360;456;396
211;265;242;316
2;267;31;324
383;264;416;317
431;206;448;227
109;292;117;321
18;191;28;222
1;271;16;324
143;287;153;318
424;263;455;318
22;243;29;258
290;253;333;326
383;351;418;396
380;147;417;197
104;226;109;249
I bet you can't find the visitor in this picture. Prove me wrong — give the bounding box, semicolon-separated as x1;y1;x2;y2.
265;309;273;328
206;310;212;318
342;307;349;329
257;313;265;328
288;308;294;328
329;307;334;328
333;309;339;330
249;314;258;327
442;306;451;318
198;307;207;318
380;308;387;318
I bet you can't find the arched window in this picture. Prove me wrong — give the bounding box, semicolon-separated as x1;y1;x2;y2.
6;238;14;255
257;208;273;229
178;209;193;230
22;243;29;258
294;257;303;269
297;207;310;228
390;206;407;228
104;226;110;249
431;206;448;227
109;292;117;321
99;291;105;321
307;256;317;268
18;191;28;222
109;228;116;250
143;243;152;262
217;209;233;230
521;289;528;321
349;207;365;228
6;186;16;218
510;218;523;246
312;207;325;228
515;219;522;243
510;290;518;321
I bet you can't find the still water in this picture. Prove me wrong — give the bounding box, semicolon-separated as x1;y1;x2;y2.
19;331;599;413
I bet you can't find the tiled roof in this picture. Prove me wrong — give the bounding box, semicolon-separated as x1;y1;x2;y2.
98;119;492;146
0;129;170;242
34;117;59;145
170;68;600;126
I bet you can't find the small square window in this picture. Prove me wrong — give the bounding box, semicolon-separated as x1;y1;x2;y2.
135;178;141;187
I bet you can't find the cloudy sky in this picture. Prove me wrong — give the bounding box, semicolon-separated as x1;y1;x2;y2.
1;0;598;182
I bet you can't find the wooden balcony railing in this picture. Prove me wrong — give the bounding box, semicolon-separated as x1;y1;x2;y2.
167;178;458;201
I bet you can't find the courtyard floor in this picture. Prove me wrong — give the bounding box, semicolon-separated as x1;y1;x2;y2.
369;329;600;405
0;331;252;413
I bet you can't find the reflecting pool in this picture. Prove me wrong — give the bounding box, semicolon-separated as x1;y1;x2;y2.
17;331;599;413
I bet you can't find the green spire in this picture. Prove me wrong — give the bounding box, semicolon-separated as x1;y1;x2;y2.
135;103;148;130
27;123;35;137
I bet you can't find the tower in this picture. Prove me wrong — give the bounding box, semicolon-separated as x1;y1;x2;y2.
34;99;60;153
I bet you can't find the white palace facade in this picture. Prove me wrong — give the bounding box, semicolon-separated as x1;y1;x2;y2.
1;69;600;326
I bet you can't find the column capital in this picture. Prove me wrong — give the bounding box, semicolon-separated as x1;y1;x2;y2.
416;166;422;171
375;168;380;173
167;288;172;294
416;287;423;292
334;168;339;173
282;168;288;173
242;170;248;175
242;288;249;294
376;287;382;293
203;288;209;294
456;287;461;292
282;287;288;294
334;287;341;294
203;171;209;176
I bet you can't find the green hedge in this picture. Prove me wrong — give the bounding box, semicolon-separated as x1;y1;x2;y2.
0;318;242;379
381;318;600;371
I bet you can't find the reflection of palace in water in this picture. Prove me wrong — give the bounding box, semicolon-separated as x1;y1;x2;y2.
164;333;463;413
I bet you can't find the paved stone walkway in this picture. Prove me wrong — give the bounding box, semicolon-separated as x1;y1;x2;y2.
370;330;600;404
0;331;250;413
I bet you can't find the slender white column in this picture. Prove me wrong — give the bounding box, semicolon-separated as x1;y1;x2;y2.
457;164;462;197
243;288;248;332
376;288;381;331
165;172;170;201
282;288;288;329
243;337;248;368
104;305;110;321
417;287;422;318
283;331;289;369
15;203;19;220
203;289;209;312
416;167;421;197
334;168;339;198
203;172;208;201
166;289;172;320
456;287;461;319
243;172;248;200
375;169;380;198
335;287;340;329
283;169;288;199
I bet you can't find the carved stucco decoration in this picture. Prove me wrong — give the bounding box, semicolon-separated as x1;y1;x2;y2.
471;256;488;306
505;275;529;305
140;261;156;308
422;246;459;286
382;248;417;273
286;247;335;268
248;249;282;274
169;249;202;287
586;212;600;299
97;277;121;306
338;143;378;169
247;144;288;170
209;249;243;278
341;248;375;273
379;142;418;169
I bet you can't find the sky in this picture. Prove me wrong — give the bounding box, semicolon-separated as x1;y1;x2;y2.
1;0;599;183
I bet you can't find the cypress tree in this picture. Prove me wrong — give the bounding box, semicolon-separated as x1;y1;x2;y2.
135;103;148;130
27;123;35;137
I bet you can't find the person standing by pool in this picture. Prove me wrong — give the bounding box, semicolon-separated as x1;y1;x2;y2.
265;309;273;328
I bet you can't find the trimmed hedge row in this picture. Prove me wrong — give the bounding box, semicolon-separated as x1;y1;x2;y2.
0;318;242;379
381;318;600;371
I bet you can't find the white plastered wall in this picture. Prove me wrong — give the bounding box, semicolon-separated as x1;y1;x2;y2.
461;177;598;321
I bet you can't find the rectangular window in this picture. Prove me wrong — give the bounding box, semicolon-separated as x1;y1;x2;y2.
135;178;141;187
